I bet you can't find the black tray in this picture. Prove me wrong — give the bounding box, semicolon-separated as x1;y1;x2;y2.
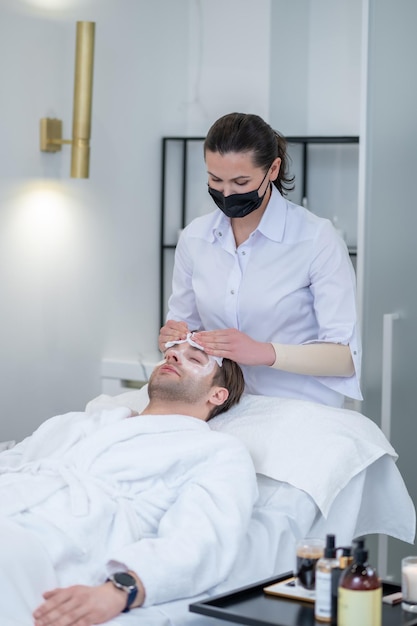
189;571;415;626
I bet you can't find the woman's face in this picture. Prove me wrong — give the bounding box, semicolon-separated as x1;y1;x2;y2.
205;150;271;198
205;150;281;196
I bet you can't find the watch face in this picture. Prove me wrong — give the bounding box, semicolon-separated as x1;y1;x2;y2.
113;572;136;588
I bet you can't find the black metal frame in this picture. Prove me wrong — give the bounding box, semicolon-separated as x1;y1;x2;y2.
159;135;359;327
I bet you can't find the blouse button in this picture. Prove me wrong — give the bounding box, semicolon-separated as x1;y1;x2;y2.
230;290;235;295
218;231;223;237
241;251;246;255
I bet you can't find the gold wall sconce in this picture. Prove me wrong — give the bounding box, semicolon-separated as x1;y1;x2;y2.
40;21;95;179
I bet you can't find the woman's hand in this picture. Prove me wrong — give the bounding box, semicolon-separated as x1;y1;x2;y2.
193;329;276;366
158;320;189;352
33;582;128;626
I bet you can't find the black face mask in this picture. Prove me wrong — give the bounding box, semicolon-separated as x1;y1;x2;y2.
207;168;271;218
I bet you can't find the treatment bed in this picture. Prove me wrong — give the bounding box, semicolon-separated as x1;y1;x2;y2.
83;389;415;626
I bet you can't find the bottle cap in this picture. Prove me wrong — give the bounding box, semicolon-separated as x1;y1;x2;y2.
353;537;368;564
324;534;336;558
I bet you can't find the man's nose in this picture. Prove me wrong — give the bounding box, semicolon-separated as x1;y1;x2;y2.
165;348;179;362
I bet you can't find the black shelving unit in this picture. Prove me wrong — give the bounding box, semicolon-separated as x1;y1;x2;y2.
159;135;359;327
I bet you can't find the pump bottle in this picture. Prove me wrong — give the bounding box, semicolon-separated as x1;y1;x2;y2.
315;534;339;622
337;537;382;626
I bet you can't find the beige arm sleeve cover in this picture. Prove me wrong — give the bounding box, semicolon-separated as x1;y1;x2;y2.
271;342;354;377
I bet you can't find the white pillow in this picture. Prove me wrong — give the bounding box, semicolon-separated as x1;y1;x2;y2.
86;389;396;516
210;394;396;516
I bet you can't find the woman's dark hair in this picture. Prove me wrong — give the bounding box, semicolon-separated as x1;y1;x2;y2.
204;112;295;196
208;358;245;421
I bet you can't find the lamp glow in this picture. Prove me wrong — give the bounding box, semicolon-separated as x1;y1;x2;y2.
13;184;74;254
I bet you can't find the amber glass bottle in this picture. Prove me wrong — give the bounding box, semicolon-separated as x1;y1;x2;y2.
331;546;353;623
337;538;381;626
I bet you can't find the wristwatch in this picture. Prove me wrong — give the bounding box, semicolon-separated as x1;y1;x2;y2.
107;572;138;613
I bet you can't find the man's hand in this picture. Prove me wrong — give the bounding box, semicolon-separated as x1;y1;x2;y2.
33;582;127;626
158;320;189;352
192;328;276;366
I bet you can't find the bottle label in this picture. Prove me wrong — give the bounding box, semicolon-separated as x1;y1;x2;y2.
315;570;332;620
338;587;382;626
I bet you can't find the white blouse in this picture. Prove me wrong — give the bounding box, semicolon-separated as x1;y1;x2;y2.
167;186;362;407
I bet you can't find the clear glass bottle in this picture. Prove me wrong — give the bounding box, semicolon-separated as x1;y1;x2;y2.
315;534;339;622
337;537;382;626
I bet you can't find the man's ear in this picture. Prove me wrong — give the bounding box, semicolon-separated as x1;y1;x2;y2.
209;386;229;408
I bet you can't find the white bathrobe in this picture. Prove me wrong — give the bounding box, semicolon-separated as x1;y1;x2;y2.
0;407;257;610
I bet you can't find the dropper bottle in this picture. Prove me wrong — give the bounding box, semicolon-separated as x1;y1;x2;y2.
337;537;382;626
314;534;339;622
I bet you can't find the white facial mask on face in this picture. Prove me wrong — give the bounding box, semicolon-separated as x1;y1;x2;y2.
164;332;223;368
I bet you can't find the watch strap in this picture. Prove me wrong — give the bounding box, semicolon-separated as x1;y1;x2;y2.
122;584;137;613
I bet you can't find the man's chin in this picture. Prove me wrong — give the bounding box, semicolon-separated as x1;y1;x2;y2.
148;378;183;401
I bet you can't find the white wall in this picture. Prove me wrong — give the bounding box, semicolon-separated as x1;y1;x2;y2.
269;0;363;246
186;0;271;134
307;0;362;135
269;0;362;135
0;0;189;441
0;0;362;442
357;0;417;580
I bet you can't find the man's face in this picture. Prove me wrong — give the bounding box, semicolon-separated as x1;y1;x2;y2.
148;342;219;404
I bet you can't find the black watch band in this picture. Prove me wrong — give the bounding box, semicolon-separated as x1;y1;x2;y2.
107;572;138;613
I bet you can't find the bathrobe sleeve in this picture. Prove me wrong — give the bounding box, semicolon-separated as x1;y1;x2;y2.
107;431;257;606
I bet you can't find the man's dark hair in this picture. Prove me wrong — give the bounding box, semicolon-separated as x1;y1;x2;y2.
207;358;245;420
